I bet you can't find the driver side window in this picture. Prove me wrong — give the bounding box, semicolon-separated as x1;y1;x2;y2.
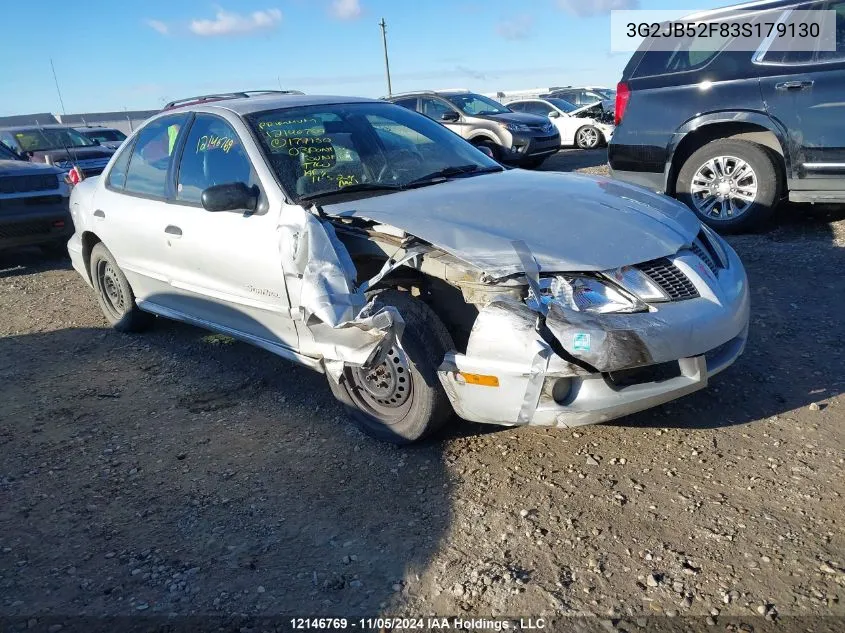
176;115;254;204
523;101;553;117
419;98;453;121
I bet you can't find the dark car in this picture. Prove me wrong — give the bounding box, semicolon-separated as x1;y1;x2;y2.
74;126;128;150
0;124;115;177
0;142;72;255
609;0;845;232
387;90;561;168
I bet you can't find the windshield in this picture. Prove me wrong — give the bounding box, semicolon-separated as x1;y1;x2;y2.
247;101;502;202
11;128;96;151
444;93;510;116
545;98;577;113
81;129;126;143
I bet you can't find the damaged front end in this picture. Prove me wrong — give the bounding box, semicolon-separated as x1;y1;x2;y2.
283;203;748;431
438;238;750;428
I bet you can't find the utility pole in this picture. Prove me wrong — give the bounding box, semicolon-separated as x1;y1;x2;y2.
50;58;67;116
379;18;393;97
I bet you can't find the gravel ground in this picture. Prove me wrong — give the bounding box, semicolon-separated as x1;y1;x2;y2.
1;149;843;626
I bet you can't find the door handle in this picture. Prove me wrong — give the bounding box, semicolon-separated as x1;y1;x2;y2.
93;209;105;219
164;225;182;237
775;80;814;91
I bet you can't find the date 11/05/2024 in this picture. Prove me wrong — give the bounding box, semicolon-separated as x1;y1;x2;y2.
290;617;548;630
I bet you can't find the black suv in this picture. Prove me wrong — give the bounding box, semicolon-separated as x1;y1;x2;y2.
609;0;845;231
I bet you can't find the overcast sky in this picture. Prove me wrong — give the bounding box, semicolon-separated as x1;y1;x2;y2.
1;0;726;115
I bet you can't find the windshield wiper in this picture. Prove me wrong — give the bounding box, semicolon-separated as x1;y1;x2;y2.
404;164;503;188
299;182;402;202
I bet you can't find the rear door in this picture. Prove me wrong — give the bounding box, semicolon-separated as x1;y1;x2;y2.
163;112;299;350
756;0;845;189
92;113;188;301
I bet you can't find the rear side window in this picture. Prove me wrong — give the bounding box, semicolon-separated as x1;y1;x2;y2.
105;138;136;190
633;36;732;77
123;114;187;198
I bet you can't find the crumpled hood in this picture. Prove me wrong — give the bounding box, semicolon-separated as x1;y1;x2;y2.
323;170;701;278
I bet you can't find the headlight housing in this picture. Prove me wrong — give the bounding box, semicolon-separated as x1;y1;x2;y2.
501;122;531;133
527;275;647;314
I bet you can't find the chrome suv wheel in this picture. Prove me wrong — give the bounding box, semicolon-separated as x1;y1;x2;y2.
676;139;780;233
690;155;758;220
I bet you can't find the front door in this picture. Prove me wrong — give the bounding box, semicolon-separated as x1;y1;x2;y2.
756;0;845;189
163;113;299;350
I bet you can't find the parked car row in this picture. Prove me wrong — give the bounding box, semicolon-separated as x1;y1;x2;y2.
64;90;750;445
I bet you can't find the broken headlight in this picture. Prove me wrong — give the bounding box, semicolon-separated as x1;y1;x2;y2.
604;265;669;302
528;275;647;314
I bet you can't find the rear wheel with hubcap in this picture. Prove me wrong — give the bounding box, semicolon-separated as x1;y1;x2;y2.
676;139;779;233
329;289;455;444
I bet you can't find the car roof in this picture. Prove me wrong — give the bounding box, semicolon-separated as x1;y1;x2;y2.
166;93;379;116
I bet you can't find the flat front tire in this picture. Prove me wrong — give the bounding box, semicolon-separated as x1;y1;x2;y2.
89;242;152;332
676;139;780;233
329;289;455;444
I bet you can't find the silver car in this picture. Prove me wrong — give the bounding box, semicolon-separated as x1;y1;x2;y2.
68;93;750;444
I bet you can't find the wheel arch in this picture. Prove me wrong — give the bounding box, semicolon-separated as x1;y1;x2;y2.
351;255;478;354
467;131;502;146
666;113;790;195
80;230;103;283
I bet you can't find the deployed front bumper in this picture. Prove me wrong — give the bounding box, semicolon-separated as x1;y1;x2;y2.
438;242;750;428
502;131;561;164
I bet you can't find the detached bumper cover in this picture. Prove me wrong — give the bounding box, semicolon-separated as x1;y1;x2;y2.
438;242;750;427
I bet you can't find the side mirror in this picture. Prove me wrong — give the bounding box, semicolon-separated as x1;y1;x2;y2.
201;182;259;213
477;145;495;159
92;139;101;146
548;111;560;118
440;111;460;122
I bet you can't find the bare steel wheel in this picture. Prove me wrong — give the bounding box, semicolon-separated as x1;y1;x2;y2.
97;260;128;321
88;242;152;332
575;126;600;149
690;156;758;220
345;345;414;420
328;289;455;444
676;139;779;233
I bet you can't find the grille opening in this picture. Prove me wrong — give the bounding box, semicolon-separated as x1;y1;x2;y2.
605;361;682;389
635;258;699;301
0;174;57;194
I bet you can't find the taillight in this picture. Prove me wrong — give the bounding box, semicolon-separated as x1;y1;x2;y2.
615;81;631;126
66;166;83;186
